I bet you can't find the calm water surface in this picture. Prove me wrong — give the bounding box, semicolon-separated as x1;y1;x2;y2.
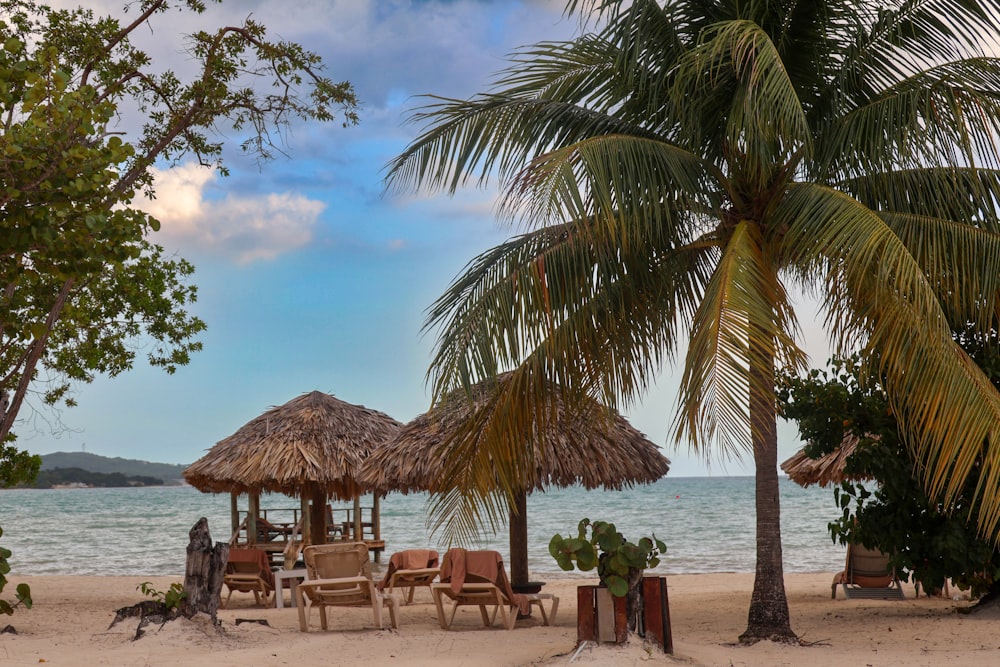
0;476;844;578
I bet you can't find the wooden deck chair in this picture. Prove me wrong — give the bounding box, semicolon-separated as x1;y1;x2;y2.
294;542;400;631
832;543;906;600
377;549;440;604
254;516;292;543
223;547;275;608
431;548;557;630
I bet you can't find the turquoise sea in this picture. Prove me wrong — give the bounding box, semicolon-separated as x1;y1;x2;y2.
0;476;844;578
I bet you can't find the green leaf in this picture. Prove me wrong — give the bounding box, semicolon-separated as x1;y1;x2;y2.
605;576;628;598
15;583;31;608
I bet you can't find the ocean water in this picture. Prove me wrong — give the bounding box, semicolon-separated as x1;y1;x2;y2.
0;476;844;578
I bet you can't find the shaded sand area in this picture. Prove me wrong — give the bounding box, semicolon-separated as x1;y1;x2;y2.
1;572;998;666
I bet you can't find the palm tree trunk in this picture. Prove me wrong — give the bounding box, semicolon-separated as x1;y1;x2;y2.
739;338;797;644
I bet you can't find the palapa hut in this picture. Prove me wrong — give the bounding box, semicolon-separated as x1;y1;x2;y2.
781;434;873;487
184;391;401;561
359;374;670;589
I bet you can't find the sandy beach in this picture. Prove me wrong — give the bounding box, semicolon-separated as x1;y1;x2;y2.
1;572;997;666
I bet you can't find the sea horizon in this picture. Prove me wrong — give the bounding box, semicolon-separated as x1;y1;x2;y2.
0;476;845;579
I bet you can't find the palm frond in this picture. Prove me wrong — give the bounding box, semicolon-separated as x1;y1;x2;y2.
843;167;1000;230
676;220;805;460
672;18;812;170
826;0;1000;104
779;182;1000;535
423;210;714;411
500;133;717;234
819;58;1000;177
879;211;1000;329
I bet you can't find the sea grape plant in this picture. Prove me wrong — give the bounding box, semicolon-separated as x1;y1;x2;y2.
549;518;665;597
137;581;187;610
0;526;32;615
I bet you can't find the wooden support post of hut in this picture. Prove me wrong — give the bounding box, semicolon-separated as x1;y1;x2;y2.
308;489;328;547
300;495;310;545
247;492;260;546
230;494;239;541
352;496;362;542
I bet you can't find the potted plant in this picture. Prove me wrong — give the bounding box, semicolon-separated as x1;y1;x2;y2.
550;518;666;641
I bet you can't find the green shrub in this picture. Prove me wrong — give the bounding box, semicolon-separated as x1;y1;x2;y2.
0;526;32;616
549;518;665;597
136;581;187;610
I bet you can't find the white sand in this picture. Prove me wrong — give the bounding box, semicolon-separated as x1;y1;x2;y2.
1;572;998;666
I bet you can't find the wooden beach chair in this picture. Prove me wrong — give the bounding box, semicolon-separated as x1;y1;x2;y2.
377;548;440;604
831;543;905;600
223;547;275;607
294;542;400;631
431;548;558;630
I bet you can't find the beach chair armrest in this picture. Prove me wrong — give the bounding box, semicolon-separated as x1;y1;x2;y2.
300;575;369;588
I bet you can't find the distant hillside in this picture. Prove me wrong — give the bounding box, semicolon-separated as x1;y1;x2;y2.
40;452;188;482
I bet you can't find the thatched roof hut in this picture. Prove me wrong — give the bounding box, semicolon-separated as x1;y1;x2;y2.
359;374;669;587
185;390;402;548
362;391;669;493
780;435;872;487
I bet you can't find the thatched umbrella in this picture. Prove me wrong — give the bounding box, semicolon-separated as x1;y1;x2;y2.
781;434;873;487
185;391;402;547
358;375;670;588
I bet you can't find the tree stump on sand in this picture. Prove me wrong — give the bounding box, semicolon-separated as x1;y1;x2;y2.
182;517;229;622
108;518;229;640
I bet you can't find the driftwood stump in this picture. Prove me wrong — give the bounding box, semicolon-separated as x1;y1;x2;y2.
182;517;229;622
108;518;229;640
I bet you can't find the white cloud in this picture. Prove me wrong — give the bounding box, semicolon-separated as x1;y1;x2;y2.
142;163;325;264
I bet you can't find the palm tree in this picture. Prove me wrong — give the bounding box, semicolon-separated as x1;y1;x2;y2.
386;0;1000;643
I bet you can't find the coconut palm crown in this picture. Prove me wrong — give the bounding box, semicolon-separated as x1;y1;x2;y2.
386;0;1000;643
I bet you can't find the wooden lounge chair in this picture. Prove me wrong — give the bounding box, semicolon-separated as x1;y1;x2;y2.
377;549;440;604
294;542;400;631
223;547;275;608
431;548;558;630
832;543;906;600
254;516;292;543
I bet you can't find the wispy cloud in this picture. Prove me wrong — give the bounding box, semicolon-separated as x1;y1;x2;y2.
141;163;325;264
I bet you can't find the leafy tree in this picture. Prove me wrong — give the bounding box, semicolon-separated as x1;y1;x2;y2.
28;466;163;488
778;353;1000;601
0;443;39;488
0;0;359;448
386;0;1000;643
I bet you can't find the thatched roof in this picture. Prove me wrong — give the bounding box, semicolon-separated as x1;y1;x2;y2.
359;376;669;494
184;391;402;499
781;435;872;487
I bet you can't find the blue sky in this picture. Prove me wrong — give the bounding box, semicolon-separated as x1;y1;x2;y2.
21;0;830;476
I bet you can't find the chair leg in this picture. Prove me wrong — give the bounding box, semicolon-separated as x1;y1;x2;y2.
383;593;399;629
479;603;493;627
296;588;309;632
372;596;383;629
319;606;329;631
432;586;450;629
530;598;548;625
547;597;559;625
497;603;515;630
223;588;233;609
